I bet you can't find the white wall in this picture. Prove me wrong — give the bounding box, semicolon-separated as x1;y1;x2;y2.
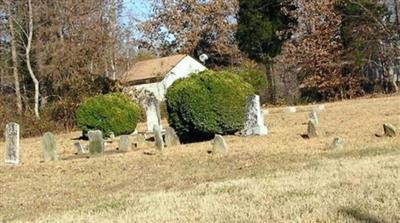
134;56;207;101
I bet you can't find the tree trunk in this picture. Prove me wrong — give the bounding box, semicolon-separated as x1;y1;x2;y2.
395;0;400;34
265;58;277;104
7;1;23;114
26;0;40;119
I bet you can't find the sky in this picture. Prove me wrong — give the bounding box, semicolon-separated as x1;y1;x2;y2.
121;0;151;25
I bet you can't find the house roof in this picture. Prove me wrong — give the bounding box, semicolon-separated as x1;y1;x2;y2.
120;54;187;85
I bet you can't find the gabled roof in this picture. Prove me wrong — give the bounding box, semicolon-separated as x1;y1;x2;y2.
120;54;187;85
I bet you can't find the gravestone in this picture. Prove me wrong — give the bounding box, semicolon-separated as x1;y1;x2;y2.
212;135;228;153
132;134;147;149
307;119;318;138
328;138;345;150
4;122;20;165
241;95;268;136
284;106;297;113
88;130;104;156
153;125;164;151
118;135;131;152
383;123;397;137
145;96;162;133
164;127;180;147
309;111;319;125
74;142;86;155
42;132;58;161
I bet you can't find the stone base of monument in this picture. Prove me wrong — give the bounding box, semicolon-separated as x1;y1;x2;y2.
241;126;268;136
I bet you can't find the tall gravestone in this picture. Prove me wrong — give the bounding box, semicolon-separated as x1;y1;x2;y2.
88;130;105;156
241;95;268;136
5;122;20;165
42;132;58;161
145;96;162;133
307;119;318;138
153;125;164;151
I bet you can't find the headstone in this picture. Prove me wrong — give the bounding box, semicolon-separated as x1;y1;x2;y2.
241;95;268;136
307;119;318;138
284;106;297;113
145;96;162;133
212;135;228;153
132;134;147;149
383;123;397;137
88;130;105;156
328;138;345;150
4;122;20;165
42;132;58;161
153;125;164;151
74;142;86;155
313;104;325;112
118;135;131;152
309;111;319;125
164;127;180;147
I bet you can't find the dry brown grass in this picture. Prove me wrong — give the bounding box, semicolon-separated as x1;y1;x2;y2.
1;95;400;222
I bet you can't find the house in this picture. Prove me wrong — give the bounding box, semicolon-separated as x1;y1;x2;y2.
120;54;207;101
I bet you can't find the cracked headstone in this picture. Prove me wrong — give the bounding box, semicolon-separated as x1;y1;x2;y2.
88;130;105;156
307;119;318;138
284;106;297;113
74;142;86;155
153;125;164;151
4;122;20;165
383;123;397;137
328;138;345;150
42;132;58;161
164;127;180;147
241;95;268;136
309;111;319;125
212;135;228;154
118;135;131;152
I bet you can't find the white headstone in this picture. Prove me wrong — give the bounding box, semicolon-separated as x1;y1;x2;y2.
212;135;228;153
5;122;20;165
241;95;268;136
145;96;162;133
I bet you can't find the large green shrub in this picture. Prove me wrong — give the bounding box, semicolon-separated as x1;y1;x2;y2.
76;93;141;137
166;70;255;141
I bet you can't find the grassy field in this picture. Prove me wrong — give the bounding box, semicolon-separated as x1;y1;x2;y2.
1;95;400;222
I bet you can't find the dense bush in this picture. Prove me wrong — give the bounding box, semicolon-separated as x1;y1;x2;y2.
166;70;255;141
76;93;141;137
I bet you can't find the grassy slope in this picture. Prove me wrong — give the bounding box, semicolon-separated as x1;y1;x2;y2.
1;95;400;222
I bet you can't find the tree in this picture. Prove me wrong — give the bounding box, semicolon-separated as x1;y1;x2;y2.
237;0;295;103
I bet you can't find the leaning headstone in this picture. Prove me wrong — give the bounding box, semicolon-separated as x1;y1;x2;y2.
42;132;58;161
309;111;319;125
88;130;105;156
328;138;345;150
145;96;163;133
4;122;20;165
284;106;297;113
74;142;86;155
307;119;318;138
164;127;180;147
118;135;131;152
383;123;397;137
241;95;268;136
153;125;164;151
212;135;228;153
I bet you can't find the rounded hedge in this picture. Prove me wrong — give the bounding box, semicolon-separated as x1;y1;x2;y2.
166;70;255;140
76;93;141;137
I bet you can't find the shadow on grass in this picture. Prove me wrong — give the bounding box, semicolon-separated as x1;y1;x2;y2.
338;207;386;223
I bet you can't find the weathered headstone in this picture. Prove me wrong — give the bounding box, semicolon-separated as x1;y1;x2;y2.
383;123;397;137
145;96;162;133
74;142;86;155
118;135;131;152
42;132;58;161
328;138;345;150
164;127;180;147
153;125;164;151
241;95;268;136
307;119;318;138
88;130;104;156
212;135;228;153
4;122;20;165
309;111;319;125
284;106;297;113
